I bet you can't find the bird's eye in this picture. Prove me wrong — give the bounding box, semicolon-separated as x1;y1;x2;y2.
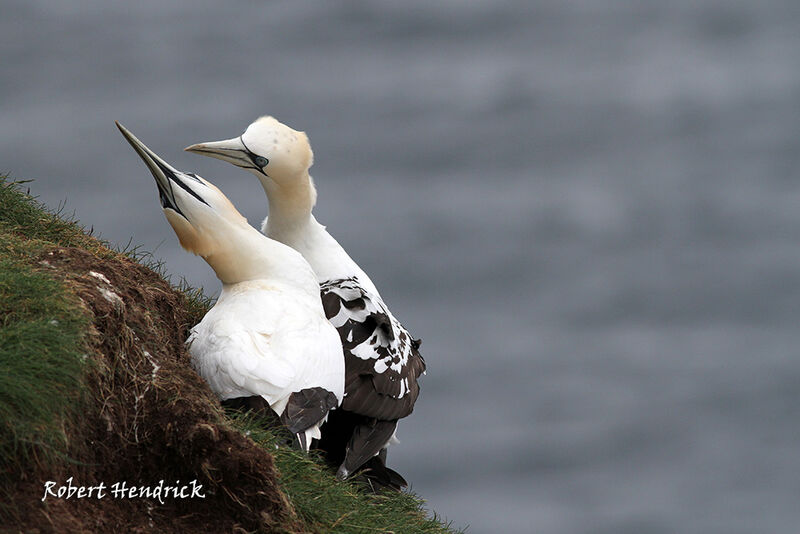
254;156;269;168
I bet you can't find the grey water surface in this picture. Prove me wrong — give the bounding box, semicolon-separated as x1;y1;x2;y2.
2;1;800;532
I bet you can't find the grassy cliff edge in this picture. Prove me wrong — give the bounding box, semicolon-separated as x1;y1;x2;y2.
0;176;459;534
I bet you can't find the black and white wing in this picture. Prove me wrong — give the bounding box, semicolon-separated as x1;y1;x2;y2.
320;277;426;421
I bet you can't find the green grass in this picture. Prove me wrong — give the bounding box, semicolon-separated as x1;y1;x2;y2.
229;411;461;534
0;177;92;474
0;255;89;471
0;177;108;256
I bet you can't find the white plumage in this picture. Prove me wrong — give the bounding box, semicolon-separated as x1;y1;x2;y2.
188;279;343;441
117;122;344;450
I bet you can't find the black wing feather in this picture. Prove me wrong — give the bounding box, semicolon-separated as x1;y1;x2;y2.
280;387;339;434
320;277;425;420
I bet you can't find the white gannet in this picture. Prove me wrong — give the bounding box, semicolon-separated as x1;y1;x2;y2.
116;122;344;451
186;116;426;484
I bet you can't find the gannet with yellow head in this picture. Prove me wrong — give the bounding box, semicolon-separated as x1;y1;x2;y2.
116;121;344;451
186;116;425;487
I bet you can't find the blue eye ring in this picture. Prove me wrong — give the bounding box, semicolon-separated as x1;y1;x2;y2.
253;156;269;168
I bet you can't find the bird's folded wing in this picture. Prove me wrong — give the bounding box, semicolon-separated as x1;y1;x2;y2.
321;277;425;420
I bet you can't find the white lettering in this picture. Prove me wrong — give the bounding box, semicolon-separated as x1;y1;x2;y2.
41;481;57;502
110;481;125;499
41;478;205;502
190;480;206;499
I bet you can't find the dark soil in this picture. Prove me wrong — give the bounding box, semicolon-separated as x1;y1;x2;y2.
5;246;301;533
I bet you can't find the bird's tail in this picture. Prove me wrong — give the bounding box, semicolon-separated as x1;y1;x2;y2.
351;455;408;492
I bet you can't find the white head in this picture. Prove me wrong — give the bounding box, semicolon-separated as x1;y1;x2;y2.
185;116;317;221
116;121;313;286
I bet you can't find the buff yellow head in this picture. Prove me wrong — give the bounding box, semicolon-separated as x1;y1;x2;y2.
185;116;317;221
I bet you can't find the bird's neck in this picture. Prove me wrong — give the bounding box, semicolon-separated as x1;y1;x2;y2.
261;172;317;229
260;173;316;236
202;223;315;290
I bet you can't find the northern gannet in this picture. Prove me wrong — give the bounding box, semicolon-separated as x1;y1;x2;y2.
186;117;426;483
116;122;344;451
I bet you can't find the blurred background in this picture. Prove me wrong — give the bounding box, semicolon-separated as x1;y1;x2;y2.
2;1;800;532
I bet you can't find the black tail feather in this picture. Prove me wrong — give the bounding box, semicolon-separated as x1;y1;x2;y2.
352;456;407;492
339;418;397;478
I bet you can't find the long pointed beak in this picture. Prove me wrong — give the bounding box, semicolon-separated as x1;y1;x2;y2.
116;121;207;215
185;137;255;169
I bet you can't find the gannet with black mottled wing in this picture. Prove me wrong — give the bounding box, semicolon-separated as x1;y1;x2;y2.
116;122;344;451
186;116;425;485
